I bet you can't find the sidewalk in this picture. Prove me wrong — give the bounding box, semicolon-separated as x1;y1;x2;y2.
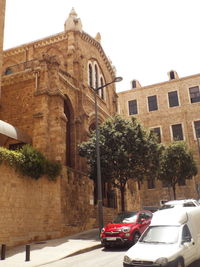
0;229;102;267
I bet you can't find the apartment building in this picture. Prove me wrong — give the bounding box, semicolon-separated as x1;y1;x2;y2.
118;70;200;206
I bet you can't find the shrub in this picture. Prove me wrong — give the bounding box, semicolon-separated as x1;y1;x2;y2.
0;147;24;167
45;160;62;180
19;145;46;179
0;145;62;180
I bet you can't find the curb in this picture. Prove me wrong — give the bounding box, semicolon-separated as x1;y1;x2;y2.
37;243;102;266
66;243;103;258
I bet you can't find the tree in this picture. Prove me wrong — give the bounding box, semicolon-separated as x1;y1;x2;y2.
78;115;161;211
159;141;198;200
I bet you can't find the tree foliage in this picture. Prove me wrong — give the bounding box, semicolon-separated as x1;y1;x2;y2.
159;141;198;199
79;115;161;211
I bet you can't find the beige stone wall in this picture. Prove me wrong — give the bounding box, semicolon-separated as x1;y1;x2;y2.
0;163;62;247
1;72;36;138
139;179;196;208
118;73;200;206
0;0;5;97
0;163;97;247
60;167;96;235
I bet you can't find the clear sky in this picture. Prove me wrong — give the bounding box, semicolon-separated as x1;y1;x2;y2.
3;0;200;92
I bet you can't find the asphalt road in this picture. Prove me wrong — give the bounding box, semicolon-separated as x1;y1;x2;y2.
42;246;127;267
42;246;200;267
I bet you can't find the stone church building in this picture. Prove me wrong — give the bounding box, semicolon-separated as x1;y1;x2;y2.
0;8;123;247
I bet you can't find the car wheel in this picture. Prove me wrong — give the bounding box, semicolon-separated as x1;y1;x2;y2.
104;244;111;249
177;259;185;267
132;232;140;245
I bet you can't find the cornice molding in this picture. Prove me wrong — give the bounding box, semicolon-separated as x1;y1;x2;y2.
2;69;36;86
3;30;115;78
3;32;67;57
79;31;115;77
118;72;200;95
34;88;66;100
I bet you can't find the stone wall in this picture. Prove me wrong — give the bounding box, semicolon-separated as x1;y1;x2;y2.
139;179;197;207
0;163;62;247
0;162;100;247
60;167;96;235
0;0;5;97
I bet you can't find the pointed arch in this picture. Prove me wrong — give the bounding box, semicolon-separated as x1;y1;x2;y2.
64;95;75;167
94;64;99;89
87;59;106;101
88;63;93;88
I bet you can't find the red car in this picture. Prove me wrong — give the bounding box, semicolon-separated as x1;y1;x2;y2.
100;210;152;248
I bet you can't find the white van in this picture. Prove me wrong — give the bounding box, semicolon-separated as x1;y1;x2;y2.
123;207;200;267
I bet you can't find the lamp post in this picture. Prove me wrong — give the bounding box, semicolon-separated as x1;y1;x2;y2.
91;76;123;234
195;127;200;199
196;128;200;156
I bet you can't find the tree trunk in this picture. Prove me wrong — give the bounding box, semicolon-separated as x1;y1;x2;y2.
120;186;125;212
172;184;176;200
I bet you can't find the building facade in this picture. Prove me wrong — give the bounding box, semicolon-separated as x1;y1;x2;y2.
0;8;120;247
118;70;200;207
1;9;118;163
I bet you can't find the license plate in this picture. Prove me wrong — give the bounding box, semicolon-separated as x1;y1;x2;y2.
106;237;117;241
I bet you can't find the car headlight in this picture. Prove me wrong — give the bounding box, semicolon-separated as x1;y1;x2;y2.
101;227;105;234
123;255;132;264
122;226;131;233
155;257;168;265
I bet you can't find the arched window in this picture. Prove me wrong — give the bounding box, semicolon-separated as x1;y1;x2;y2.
95;64;99;89
89;63;93;87
88;60;105;100
100;77;105;100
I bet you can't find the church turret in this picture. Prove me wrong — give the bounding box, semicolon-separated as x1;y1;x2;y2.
95;32;101;43
64;8;82;32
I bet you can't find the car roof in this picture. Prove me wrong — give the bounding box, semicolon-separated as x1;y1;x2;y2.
151;208;189;225
164;199;197;205
152;206;200;226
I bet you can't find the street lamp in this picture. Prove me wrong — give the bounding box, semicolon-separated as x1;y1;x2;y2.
195;127;200;199
91;76;123;234
196;128;200;156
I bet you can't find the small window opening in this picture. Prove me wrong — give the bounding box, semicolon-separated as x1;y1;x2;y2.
170;71;175;80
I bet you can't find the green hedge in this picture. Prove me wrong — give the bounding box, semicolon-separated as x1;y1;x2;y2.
0;145;62;180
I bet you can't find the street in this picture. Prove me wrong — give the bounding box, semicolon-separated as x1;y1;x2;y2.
42;246;127;267
42;246;200;267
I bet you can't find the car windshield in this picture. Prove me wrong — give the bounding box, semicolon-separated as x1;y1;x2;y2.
112;212;137;223
140;226;180;244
